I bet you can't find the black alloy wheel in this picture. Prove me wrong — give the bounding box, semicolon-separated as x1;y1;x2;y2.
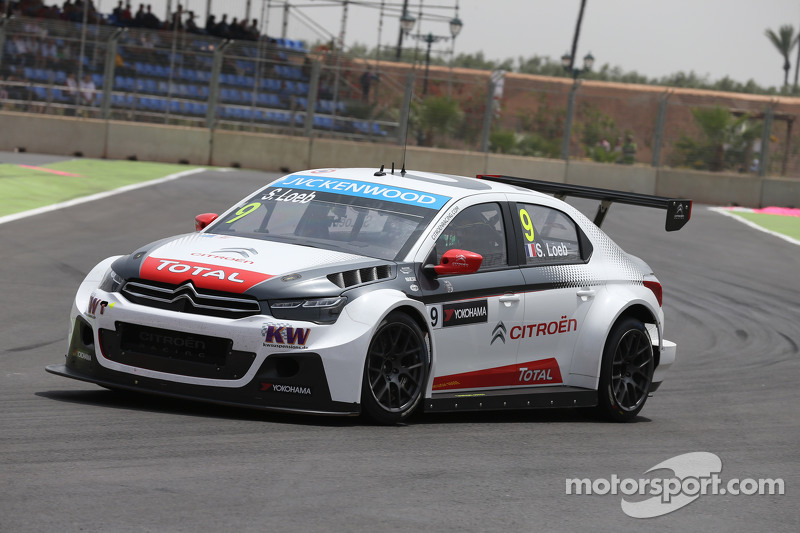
597;317;654;422
361;312;429;425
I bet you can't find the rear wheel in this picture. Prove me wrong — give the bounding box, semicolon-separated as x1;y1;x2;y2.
361;312;429;425
597;317;654;422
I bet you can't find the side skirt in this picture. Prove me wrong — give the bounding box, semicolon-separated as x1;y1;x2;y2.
424;386;597;413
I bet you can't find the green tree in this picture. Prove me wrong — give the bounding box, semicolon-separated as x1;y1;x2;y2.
765;25;798;88
417;96;463;146
672;106;756;171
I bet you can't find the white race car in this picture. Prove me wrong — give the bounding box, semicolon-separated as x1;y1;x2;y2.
47;167;691;424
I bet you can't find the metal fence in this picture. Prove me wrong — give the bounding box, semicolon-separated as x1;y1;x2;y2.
2;15;798;178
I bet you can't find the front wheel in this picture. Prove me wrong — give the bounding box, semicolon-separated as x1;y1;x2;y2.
597;317;654;422
361;312;429;425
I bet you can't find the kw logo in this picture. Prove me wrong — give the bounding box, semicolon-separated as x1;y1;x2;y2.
491;322;507;345
262;323;311;348
87;296;114;318
213;247;258;258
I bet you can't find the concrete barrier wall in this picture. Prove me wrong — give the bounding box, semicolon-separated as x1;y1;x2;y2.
655;168;763;207
484;154;566;182
2;111;797;207
0;111;107;158
106;121;211;165
210;130;309;171
567;161;657;194
761;178;800;208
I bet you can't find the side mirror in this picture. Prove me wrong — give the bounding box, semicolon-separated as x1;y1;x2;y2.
194;213;219;231
431;249;483;276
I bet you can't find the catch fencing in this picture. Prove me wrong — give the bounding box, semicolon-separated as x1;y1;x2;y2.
2;15;799;178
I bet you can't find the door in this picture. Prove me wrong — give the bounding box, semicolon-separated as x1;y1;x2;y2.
509;197;599;388
416;200;526;393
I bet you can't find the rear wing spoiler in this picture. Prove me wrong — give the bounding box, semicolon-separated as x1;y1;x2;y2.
477;175;692;232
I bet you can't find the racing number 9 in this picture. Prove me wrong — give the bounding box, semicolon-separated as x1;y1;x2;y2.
519;208;534;242
226;202;261;223
430;307;439;327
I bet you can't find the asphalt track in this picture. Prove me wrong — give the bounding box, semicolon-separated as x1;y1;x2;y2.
1;158;798;532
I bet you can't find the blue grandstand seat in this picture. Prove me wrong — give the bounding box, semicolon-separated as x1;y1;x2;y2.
31;86;47;100
143;79;157;94
261;78;281;92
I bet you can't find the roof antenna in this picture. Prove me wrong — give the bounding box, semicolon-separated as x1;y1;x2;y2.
399;80;413;178
391;162;395;175
374;164;386;176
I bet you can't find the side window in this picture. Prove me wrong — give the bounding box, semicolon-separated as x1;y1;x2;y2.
435;203;507;270
516;203;582;266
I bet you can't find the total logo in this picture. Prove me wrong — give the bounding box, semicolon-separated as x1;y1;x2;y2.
87;295;114;318
262;322;311;349
141;257;272;292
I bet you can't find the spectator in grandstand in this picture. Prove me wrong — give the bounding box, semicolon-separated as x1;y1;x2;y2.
143;4;160;29
360;66;378;102
169;3;183;30
12;33;35;67
65;72;78;114
111;0;132;25
79;72;96;108
213;13;230;38
40;37;59;69
205;13;216;34
184;10;200;34
620;134;637;165
112;0;124;20
229;17;243;39
133;3;146;26
247;18;260;40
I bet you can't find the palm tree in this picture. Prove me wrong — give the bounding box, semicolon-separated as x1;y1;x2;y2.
765;25;798;88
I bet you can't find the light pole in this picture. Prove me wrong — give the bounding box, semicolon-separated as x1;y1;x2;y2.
561;51;594;79
406;16;462;96
560;51;594;160
395;6;415;60
447;13;463;94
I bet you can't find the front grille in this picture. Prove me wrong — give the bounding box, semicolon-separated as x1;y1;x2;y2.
328;265;392;289
99;322;256;379
122;279;261;319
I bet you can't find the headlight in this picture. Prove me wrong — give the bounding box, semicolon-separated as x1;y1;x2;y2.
267;297;347;324
98;268;125;292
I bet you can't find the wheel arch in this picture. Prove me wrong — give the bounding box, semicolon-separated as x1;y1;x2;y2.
568;286;662;388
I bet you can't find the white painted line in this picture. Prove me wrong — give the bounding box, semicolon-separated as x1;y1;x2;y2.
709;207;800;246
0;167;207;226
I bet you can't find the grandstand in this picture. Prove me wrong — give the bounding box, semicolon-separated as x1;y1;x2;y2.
0;10;394;140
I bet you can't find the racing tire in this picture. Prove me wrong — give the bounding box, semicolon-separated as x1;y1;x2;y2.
597;317;654;422
361;312;429;425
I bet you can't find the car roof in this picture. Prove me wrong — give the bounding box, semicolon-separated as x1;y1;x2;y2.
281;168;553;203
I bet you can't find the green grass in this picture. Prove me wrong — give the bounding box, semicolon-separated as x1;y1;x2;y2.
731;211;800;241
0;159;202;217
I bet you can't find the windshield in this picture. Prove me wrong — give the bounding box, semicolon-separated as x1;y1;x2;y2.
206;176;449;261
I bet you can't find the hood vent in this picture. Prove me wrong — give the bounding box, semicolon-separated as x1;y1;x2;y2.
328;265;392;289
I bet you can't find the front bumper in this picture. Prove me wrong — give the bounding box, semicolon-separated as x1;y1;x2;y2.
47;315;358;415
